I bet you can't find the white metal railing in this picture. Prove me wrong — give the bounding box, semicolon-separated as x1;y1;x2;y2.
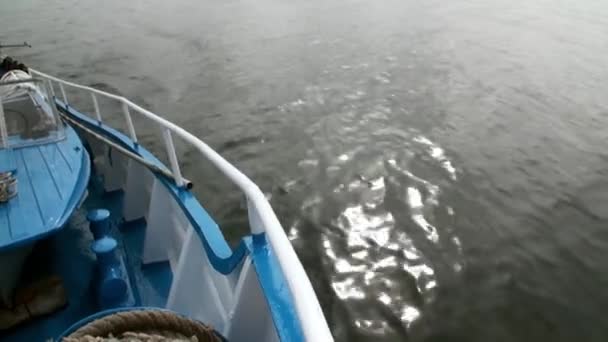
29;69;333;342
0;94;7;148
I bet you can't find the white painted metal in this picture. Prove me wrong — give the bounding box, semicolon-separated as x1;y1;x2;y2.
223;257;252;337
102;146;129;192
0;96;7;148
142;179;178;264
226;257;279;342
247;198;265;235
122;160;154;222
121;101;138;143
91;92;102;122
167;228;228;332
161;128;184;187
142;177;190;269
29;68;334;342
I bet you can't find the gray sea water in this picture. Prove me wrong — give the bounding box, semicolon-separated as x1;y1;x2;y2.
3;0;608;340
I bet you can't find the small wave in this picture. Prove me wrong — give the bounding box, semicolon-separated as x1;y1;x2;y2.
413;135;458;180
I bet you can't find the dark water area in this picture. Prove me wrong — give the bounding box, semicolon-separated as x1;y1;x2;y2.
3;0;608;340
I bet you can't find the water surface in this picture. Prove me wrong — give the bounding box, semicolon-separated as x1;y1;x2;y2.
2;0;608;340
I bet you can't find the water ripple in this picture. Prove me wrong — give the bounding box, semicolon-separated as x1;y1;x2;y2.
300;135;463;335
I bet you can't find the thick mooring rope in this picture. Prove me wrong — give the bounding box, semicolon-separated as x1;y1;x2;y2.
63;310;221;342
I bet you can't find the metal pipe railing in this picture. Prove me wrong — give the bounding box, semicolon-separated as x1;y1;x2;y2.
0;96;8;148
91;93;102;122
28;68;333;342
161;128;185;188
121;101;138;143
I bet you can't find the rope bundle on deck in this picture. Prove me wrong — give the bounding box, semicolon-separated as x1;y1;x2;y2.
0;172;17;203
62;310;222;342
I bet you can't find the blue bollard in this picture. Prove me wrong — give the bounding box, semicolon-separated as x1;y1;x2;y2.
87;209;111;240
91;237;127;308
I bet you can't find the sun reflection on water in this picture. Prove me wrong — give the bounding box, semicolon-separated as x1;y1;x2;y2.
289;133;462;336
325;174;441;333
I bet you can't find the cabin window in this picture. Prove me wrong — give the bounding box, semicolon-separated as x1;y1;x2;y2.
1;90;63;147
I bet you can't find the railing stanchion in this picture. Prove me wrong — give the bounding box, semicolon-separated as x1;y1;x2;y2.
59;83;68;104
247;199;265;235
0;95;8;148
91;93;102;122
162;128;184;188
121;101;138;143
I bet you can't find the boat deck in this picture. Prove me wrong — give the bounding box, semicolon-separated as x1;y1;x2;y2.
0;126;90;251
2;179;172;341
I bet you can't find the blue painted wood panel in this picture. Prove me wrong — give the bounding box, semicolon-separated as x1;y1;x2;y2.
0;126;90;251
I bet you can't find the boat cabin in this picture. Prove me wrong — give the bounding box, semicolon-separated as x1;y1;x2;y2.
0;69;62;146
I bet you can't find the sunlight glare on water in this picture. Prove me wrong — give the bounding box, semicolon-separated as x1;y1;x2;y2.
314;134;462;335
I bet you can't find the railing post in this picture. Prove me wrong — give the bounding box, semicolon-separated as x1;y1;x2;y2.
0;95;8;148
161;128;184;187
91;93;102;122
121;101;137;143
247;199;265;235
59;83;68;104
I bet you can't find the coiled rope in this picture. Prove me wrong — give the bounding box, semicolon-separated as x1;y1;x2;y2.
0;172;17;203
62;310;222;342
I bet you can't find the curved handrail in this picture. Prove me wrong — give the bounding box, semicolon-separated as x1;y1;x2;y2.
29;69;333;342
58;103;247;274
